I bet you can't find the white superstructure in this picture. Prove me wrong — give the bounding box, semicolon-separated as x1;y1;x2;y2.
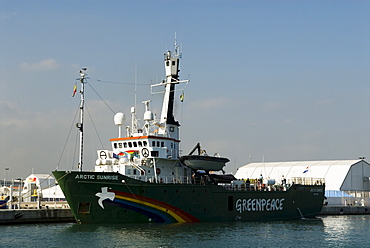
94;40;191;183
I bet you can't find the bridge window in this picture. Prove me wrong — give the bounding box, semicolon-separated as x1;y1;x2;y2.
161;142;164;147
152;141;156;147
128;142;132;148
151;151;159;157
123;142;127;148
138;141;142;147
114;143;117;149
133;142;137;147
143;141;147;147
118;143;122;148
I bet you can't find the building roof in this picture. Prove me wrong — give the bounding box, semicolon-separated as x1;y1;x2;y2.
234;160;367;191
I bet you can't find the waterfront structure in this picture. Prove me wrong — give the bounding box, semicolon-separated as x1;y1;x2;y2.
235;159;370;206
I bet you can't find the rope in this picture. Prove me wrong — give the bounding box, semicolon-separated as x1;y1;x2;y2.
55;106;79;171
85;104;104;148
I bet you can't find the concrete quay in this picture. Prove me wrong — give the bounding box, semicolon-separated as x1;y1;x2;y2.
320;205;370;215
0;208;74;224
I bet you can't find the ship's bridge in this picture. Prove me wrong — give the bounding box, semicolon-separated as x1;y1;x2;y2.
110;136;180;160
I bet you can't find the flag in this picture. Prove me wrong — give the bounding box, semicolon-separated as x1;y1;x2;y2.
72;83;77;97
303;166;309;173
114;152;126;158
28;177;37;182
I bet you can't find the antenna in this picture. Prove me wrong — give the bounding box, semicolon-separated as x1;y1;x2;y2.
174;33;182;59
134;62;137;113
114;112;125;138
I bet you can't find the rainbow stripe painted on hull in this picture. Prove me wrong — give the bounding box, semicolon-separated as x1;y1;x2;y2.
104;190;200;223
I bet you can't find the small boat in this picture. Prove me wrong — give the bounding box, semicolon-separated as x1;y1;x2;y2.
53;38;325;224
180;143;229;172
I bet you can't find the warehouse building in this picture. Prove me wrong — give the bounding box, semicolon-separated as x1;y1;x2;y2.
234;159;370;206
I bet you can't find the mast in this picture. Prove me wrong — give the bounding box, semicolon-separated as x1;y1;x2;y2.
77;68;87;171
160;38;181;126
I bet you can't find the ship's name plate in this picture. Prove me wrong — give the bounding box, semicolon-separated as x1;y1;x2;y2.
75;174;119;181
236;198;285;213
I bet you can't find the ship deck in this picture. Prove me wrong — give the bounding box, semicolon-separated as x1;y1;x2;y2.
127;175;325;192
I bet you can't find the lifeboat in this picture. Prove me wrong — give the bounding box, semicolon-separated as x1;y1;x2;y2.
180;143;229;171
180;155;229;171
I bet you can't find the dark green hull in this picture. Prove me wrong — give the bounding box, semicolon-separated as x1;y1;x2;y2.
53;171;325;224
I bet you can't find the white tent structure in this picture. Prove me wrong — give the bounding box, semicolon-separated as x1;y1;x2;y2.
22;174;65;202
235;159;370;206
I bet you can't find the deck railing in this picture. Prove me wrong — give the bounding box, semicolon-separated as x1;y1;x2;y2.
129;175;193;184
128;175;325;191
221;177;325;192
290;177;325;186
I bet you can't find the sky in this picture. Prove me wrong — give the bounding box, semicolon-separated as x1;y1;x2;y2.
1;0;370;180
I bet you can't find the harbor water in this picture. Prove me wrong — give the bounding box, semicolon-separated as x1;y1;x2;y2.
1;215;370;247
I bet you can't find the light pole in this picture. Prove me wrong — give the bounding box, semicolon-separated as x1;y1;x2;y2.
16;178;22;209
5;168;9;187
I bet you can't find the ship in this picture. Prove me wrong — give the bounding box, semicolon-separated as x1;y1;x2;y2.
53;39;325;224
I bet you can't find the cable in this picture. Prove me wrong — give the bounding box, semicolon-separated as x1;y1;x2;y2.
85;104;105;149
87;82;116;114
90;78;151;86
56;106;80;170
